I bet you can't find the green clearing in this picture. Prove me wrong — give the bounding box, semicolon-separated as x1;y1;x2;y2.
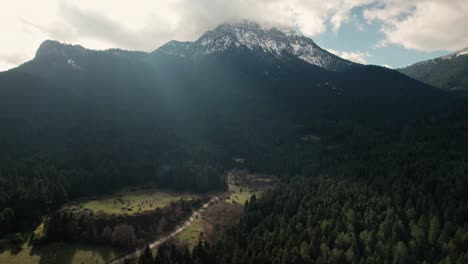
176;215;204;249
225;185;258;205
176;172;277;248
33;223;45;241
0;239;120;264
226;171;277;205
0;187;199;263
66;188;197;215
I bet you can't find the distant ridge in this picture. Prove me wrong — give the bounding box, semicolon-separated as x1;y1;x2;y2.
399;46;468;90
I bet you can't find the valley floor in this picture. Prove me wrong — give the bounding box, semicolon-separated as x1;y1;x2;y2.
109;170;277;264
0;170;277;264
0;239;121;264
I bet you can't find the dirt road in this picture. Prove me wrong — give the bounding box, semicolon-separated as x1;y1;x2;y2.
106;196;219;264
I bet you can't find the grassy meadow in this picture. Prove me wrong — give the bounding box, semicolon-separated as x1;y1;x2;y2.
0;239;120;264
176;214;204;249
65;187;197;215
176;171;278;248
0;187;199;264
225;185;258;205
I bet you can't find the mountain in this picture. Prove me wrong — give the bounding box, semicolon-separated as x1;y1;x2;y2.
5;21;445;165
155;20;360;71
0;20;446;230
399;47;468;90
1;20;466;264
21;21;358;75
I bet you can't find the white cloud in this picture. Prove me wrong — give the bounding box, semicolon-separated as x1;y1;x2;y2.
364;0;468;52
326;49;370;64
0;0;376;71
0;0;466;71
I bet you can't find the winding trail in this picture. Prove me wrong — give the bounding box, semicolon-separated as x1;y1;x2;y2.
106;196;219;264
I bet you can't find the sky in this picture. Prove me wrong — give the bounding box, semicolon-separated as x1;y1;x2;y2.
1;0;467;71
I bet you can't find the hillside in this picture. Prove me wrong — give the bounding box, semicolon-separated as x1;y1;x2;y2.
0;20;465;264
399;47;468;90
0;21;446;228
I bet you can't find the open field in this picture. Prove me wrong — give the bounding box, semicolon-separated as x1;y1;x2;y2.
106;170;275;262
0;239;120;264
175;170;278;248
0;172;277;264
226;171;277;205
107;197;219;264
0;187;200;264
175;214;204;248
225;185;257;205
65;187;198;215
0;217;120;264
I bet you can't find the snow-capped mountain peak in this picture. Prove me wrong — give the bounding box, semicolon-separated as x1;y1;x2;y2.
452;47;468;58
195;20;302;55
155;20;359;71
441;47;468;60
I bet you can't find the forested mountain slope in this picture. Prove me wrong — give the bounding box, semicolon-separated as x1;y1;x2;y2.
0;20;458;257
139;94;468;264
399;47;468;90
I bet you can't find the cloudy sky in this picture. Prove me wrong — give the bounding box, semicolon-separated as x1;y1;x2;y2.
1;0;467;71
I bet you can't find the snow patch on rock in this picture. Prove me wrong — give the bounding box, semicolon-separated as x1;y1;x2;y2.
155;20;358;71
67;59;80;70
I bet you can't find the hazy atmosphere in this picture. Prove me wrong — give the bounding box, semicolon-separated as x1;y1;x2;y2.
0;1;467;264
